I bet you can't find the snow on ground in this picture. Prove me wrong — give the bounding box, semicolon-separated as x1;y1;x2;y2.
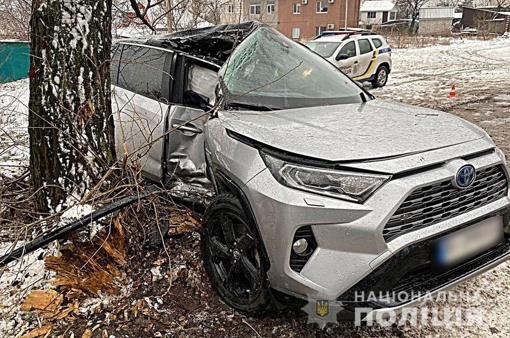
0;242;56;335
373;36;510;111
0;79;29;178
0;80;97;335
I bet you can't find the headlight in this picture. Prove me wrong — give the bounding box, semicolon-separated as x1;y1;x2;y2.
261;153;390;203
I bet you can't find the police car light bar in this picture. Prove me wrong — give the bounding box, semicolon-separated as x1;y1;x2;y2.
313;29;375;40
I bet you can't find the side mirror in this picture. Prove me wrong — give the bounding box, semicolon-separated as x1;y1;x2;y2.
184;90;210;110
336;53;349;61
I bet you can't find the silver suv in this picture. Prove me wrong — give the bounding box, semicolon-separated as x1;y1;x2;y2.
112;23;510;318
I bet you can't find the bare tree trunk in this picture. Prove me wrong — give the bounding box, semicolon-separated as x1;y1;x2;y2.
166;0;173;32
29;0;116;213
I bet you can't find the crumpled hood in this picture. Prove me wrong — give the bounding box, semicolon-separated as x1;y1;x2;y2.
221;100;486;162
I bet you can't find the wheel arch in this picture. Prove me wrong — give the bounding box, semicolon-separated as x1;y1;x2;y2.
377;61;391;74
211;170;272;271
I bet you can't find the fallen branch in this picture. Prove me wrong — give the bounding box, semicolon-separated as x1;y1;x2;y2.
0;185;157;267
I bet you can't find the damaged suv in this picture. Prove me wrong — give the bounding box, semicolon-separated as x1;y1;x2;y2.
111;22;510;318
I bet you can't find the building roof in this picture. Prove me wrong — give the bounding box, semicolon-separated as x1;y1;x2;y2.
420;7;455;19
360;1;396;12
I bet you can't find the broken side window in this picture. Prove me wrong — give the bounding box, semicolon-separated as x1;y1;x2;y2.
186;64;218;106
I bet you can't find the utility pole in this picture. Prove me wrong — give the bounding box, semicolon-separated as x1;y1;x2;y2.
344;0;349;29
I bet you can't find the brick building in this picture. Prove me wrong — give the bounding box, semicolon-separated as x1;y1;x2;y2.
220;0;279;29
278;0;361;40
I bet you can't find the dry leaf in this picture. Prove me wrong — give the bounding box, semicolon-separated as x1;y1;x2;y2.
55;307;73;320
153;258;166;266
82;329;93;338
21;325;53;338
132;299;145;317
21;290;62;312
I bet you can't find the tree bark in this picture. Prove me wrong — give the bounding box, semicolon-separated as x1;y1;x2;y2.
29;0;116;213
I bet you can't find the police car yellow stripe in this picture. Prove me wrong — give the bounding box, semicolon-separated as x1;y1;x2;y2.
352;47;391;80
352;59;377;80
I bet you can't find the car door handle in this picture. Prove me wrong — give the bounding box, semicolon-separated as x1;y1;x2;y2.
353;61;359;64
172;124;203;134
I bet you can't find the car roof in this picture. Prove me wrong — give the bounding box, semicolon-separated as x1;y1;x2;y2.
115;21;261;66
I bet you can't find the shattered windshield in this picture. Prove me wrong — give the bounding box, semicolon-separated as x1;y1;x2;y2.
306;41;341;58
219;27;364;110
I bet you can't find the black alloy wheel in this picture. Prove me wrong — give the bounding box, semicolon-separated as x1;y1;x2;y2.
201;194;274;316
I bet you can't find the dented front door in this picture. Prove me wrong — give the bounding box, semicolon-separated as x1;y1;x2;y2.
163;62;218;198
164;106;210;194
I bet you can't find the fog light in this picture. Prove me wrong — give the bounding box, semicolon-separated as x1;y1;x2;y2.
293;239;308;255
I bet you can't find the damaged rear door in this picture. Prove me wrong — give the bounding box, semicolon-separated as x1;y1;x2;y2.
112;43;173;182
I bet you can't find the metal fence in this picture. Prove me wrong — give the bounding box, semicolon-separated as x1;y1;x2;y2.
0;41;29;83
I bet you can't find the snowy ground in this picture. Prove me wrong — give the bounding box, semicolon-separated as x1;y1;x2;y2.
1;36;510;336
0;79;29;178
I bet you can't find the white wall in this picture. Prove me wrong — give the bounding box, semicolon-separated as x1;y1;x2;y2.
360;11;397;25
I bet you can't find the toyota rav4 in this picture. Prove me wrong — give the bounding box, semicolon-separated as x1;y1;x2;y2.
111;22;510;319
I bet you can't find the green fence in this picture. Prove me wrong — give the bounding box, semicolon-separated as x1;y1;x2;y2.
0;41;30;83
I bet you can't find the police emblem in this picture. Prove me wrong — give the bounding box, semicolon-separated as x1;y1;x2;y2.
316;300;329;317
302;297;343;329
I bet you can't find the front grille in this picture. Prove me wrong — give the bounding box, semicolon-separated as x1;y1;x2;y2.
383;165;508;242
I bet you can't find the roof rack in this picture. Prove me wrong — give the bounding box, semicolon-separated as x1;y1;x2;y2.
313;29;376;40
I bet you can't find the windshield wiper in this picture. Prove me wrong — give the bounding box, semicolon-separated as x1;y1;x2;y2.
225;101;280;111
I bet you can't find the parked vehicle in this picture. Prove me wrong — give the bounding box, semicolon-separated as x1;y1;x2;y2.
111;22;510;319
306;31;392;87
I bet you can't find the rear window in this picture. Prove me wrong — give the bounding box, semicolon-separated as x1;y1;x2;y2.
306;41;341;58
358;39;373;55
372;38;383;48
118;45;170;101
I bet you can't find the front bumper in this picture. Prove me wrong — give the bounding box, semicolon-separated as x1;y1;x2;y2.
241;149;510;302
362;246;510;321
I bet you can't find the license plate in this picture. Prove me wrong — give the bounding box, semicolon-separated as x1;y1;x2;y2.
431;216;504;274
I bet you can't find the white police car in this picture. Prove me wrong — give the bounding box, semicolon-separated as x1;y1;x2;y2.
307;31;392;87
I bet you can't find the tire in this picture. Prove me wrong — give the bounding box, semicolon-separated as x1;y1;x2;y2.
372;65;389;88
201;194;274;316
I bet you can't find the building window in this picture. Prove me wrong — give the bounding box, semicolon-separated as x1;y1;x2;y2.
250;3;261;15
227;4;234;13
293;3;301;14
389;12;396;20
367;12;376;18
292;27;301;38
315;26;327;35
267;0;275;14
316;1;328;13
